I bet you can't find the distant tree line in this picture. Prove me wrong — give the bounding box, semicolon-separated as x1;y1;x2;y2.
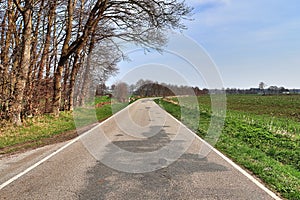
224;87;291;95
0;0;191;125
105;80;298;102
105;79;208;102
133;81;207;97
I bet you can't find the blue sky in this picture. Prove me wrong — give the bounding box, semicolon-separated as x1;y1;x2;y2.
108;0;300;89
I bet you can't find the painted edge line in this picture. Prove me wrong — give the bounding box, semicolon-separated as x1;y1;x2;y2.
0;100;138;190
156;101;282;200
0;98;283;200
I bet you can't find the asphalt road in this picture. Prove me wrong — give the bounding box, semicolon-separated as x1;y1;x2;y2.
0;99;280;200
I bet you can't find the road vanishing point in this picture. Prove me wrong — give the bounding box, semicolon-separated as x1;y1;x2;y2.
0;99;281;200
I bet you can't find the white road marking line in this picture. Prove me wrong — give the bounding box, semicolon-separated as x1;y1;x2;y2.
0;123;98;190
0;99;282;200
0;99;138;190
161;104;282;200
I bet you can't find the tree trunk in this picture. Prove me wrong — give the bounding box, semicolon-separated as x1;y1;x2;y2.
38;0;56;80
25;0;44;116
52;59;65;116
62;59;71;111
78;33;96;106
10;1;33;125
51;0;77;116
51;0;109;115
0;0;14;117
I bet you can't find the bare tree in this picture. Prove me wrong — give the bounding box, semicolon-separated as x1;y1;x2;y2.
52;0;109;115
0;0;15;119
52;0;191;115
259;82;266;90
113;82;129;103
8;0;34;125
259;82;267;95
74;38;120;107
0;0;192;125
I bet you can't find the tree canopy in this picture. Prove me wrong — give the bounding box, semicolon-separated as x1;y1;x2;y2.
0;0;192;125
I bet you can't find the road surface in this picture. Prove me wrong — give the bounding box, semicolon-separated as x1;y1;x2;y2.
0;99;280;199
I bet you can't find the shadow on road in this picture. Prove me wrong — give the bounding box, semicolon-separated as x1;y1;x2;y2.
78;125;228;199
112;125;173;153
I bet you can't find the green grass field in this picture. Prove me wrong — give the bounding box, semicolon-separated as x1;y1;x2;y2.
1;94;299;198
155;94;300;200
0;96;128;154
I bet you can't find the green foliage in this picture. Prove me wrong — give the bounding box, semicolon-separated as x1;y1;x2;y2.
156;94;300;199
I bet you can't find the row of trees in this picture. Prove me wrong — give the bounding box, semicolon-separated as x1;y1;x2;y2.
132;80;207;97
0;0;191;125
109;79;208;102
109;80;294;101
224;87;289;95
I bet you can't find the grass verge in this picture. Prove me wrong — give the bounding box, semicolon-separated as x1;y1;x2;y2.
155;95;300;200
0;96;127;155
